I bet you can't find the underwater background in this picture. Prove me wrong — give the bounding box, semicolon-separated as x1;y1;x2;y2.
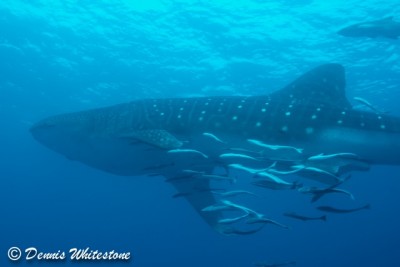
1;0;400;266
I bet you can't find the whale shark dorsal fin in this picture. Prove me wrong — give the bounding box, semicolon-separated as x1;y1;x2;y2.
275;63;351;109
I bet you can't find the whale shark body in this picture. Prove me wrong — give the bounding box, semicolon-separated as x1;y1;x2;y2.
30;64;400;234
338;17;400;39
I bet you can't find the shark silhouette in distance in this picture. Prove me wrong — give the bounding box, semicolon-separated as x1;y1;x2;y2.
338;16;400;39
30;64;400;234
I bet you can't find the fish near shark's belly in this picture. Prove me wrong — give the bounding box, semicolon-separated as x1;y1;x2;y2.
71;132;226;177
59;135;168;176
314;126;400;165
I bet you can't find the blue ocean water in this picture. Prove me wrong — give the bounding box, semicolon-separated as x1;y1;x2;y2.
1;0;400;266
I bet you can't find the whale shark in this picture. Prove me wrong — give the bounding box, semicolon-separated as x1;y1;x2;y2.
338;16;400;39
30;64;400;234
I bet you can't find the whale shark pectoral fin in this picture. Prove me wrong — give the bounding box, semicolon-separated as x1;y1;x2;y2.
118;129;183;149
167;175;226;233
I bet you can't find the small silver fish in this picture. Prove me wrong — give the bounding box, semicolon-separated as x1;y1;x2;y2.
167;148;208;159
221;200;262;217
255;171;291;184
202;204;238;212
212;190;259;198
299;185;354;203
199;174;236;183
228;163;274;175
305;153;369;175
247;139;303;154
227;147;261;155
246;217;290;229
219;153;261;161
317;204;370;213
307;153;358;161
291;165;342;185
252;179;299;190
202;132;225;143
267;168;303;175
218;213;250;225
284;212;327;222
353;97;386;114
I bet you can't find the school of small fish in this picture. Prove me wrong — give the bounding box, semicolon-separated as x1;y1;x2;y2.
166;132;371;243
